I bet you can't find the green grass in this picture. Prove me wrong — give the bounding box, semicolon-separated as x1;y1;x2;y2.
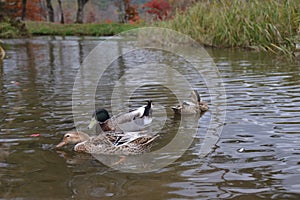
0;22;19;38
0;20;29;38
26;21;139;37
3;1;300;58
158;0;300;57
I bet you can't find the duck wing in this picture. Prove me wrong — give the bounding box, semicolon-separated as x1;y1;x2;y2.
115;134;159;154
107;101;152;131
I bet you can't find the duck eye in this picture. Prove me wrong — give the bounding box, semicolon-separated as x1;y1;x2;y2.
66;134;70;138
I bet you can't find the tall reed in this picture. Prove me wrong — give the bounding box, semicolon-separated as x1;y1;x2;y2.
159;0;300;56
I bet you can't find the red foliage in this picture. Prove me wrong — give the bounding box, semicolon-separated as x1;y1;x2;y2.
124;0;140;23
3;0;46;21
104;19;113;24
115;0;140;23
143;0;171;20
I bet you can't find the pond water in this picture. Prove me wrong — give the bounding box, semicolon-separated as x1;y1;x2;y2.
0;35;300;199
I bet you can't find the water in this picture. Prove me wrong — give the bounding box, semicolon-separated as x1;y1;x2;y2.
0;36;300;199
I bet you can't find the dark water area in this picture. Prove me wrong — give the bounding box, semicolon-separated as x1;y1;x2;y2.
0;36;299;199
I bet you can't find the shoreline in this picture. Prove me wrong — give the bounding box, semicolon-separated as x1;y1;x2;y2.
1;18;299;59
0;21;139;38
26;21;139;37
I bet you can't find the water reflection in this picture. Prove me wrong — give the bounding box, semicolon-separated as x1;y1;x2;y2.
0;37;299;199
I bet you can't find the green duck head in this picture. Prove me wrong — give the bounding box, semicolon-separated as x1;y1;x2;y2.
88;108;110;129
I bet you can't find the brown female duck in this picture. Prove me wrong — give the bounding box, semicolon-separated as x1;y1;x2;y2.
172;90;208;114
56;131;158;155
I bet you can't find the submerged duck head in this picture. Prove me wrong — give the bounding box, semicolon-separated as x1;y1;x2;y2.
56;131;90;148
88;108;110;129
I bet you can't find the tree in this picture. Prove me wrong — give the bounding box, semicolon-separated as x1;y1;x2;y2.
123;0;139;23
115;0;139;23
2;0;18;18
143;0;171;21
3;0;45;21
26;0;45;21
143;0;197;21
46;0;54;22
75;0;89;23
57;0;64;23
115;0;125;23
21;0;27;20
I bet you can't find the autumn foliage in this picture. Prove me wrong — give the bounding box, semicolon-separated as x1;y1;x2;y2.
143;0;197;21
124;0;140;23
143;0;171;20
115;0;140;23
3;0;45;21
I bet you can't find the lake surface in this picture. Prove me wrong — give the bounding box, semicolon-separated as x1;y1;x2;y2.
0;35;300;199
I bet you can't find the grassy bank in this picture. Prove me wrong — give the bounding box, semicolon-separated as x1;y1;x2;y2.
2;0;300;57
0;19;29;38
25;21;138;37
0;22;21;38
159;0;300;57
0;21;138;38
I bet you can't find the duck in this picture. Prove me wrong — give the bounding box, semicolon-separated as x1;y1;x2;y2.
0;40;5;60
56;131;158;155
88;100;153;132
172;90;208;114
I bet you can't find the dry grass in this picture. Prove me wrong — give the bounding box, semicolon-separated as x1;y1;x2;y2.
159;0;300;57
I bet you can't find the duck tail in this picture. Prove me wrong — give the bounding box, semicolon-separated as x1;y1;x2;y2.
172;106;181;114
142;100;152;117
192;90;201;103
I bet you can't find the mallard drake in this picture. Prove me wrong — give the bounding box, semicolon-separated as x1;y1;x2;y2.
56;131;158;155
88;100;153;132
172;90;208;114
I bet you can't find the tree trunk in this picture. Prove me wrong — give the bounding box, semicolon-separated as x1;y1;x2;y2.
21;0;27;20
75;0;89;23
46;0;54;22
115;0;125;23
123;0;129;23
57;0;64;24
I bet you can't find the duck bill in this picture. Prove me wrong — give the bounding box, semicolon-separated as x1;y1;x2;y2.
56;141;66;148
88;118;97;129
